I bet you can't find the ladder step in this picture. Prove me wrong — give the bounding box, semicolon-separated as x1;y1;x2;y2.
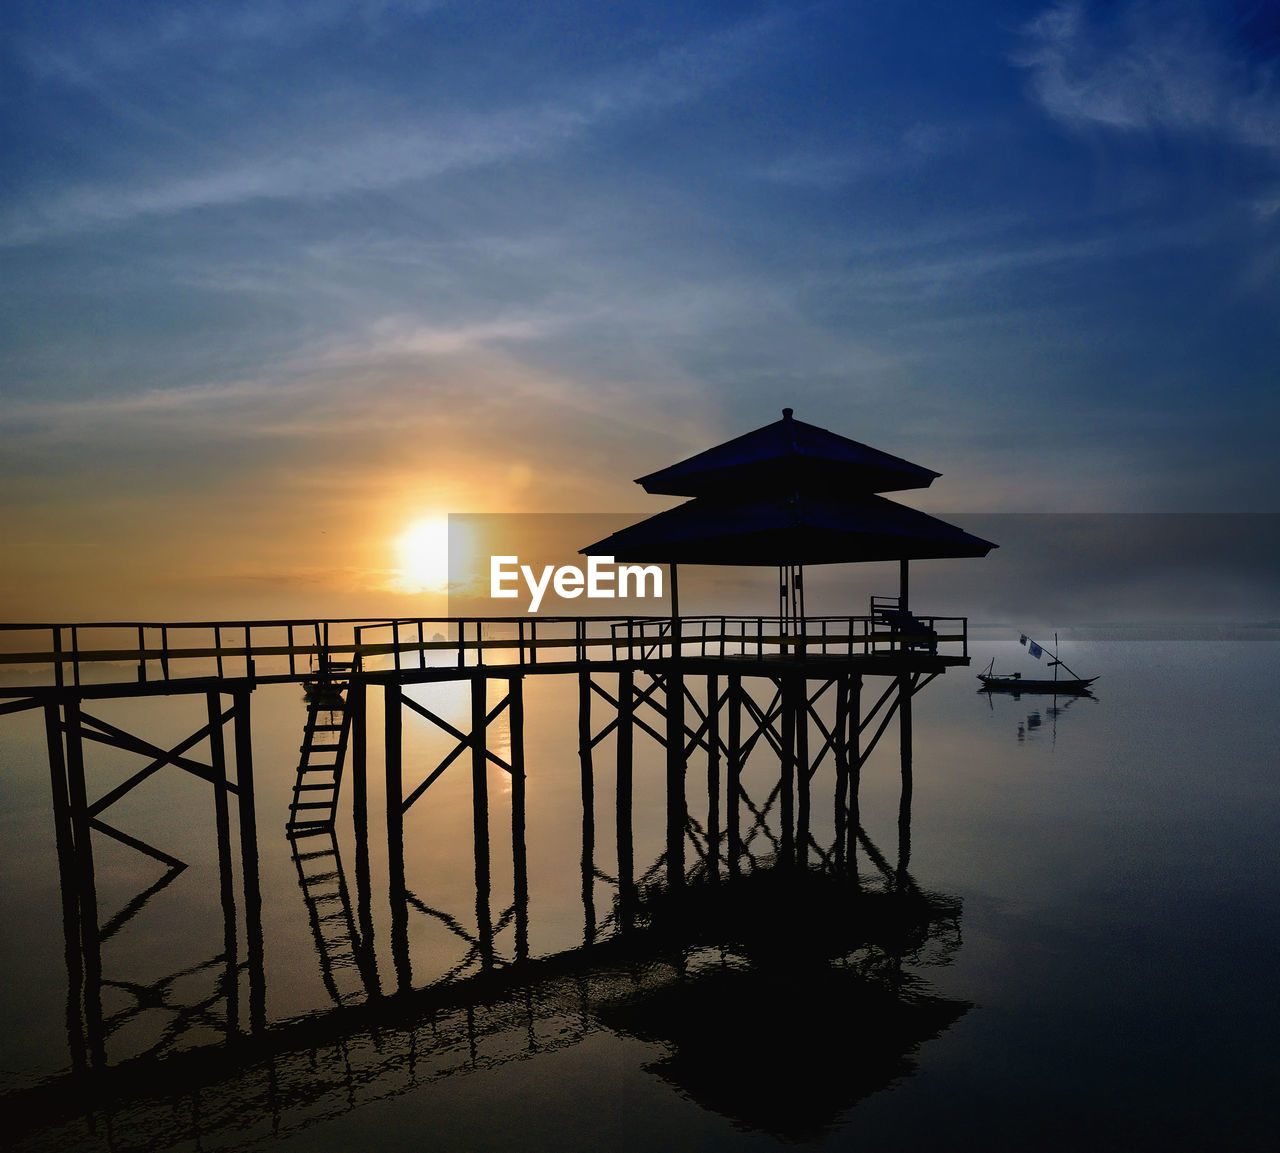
309;723;344;732
303;742;342;752
309;896;346;910
294;847;337;860
290;801;334;811
294;783;336;792
286;823;333;836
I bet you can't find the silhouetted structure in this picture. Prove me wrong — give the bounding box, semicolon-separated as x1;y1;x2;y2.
0;411;996;1148
582;408;995;626
35;679;264;1080
6;678;965;1152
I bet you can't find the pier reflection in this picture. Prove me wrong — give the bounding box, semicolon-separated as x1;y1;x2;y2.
607;871;964;1141
39;686;264;1085
288;829;379;1007
13;669;968;1151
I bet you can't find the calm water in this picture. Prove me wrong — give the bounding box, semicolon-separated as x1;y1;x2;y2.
2;640;1278;1150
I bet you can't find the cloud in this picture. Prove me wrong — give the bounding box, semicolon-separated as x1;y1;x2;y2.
1;10;780;246
0;306;708;476
759;121;971;190
319;315;562;362
19;0;445;81
1016;1;1280;157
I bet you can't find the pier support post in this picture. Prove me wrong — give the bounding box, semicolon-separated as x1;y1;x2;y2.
796;678;810;868
207;691;239;1036
834;674;849;872
727;675;742;877
232;686;265;1032
666;668;686;888
45;699;88;1071
579;671;596;944
898;672;913;881
847;675;862;874
780;675;795;867
509;675;528;962
472;675;493;969
616;668;635;921
707;674;721;881
351;677;367;840
385;684;410;994
349;677;379;994
62;697;104;1066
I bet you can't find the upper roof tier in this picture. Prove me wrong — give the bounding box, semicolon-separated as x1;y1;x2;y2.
636;408;941;497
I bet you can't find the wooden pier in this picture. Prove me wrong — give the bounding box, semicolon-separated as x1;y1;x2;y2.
0;412;1001;1148
3;611;962;1149
1;611;958;1056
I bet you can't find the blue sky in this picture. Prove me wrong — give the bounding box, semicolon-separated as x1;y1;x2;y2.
1;0;1277;618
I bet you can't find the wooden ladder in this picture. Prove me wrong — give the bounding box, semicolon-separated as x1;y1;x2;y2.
288;829;371;1006
286;660;353;834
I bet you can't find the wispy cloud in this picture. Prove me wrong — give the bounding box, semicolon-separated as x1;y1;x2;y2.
2;10;781;246
19;0;445;81
0;303;700;453
1016;1;1280;156
759;121;971;189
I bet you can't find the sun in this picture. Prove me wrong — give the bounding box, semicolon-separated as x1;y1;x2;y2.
393;517;451;594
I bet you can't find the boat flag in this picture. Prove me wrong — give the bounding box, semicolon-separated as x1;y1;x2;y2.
1029;640;1043;659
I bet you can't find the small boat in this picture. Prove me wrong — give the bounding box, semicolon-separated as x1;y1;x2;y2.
978;634;1096;695
978;670;1097;694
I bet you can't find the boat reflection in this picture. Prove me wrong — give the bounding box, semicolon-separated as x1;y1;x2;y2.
980;680;1097;743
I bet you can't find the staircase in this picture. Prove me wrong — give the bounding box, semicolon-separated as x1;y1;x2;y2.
286;660;353;834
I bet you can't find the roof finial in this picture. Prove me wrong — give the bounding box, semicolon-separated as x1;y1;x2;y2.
782;407;793;422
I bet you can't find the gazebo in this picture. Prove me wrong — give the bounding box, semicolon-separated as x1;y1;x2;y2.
580;408;995;628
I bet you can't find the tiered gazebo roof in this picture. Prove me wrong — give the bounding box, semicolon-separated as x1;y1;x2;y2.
582;409;995;567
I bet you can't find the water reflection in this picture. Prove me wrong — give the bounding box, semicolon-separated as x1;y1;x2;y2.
289;830;379;1007
36;689;264;1086
979;682;1098;743
606;872;965;1142
13;670;969;1151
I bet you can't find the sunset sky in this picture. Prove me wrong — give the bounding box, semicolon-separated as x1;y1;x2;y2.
2;0;1277;621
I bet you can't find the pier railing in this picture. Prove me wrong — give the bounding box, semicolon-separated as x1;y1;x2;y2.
0;613;967;694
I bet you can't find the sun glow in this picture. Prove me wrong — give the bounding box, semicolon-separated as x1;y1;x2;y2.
393;517;451;594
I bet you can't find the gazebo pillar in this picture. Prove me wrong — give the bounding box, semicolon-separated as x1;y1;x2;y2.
899;558;910;612
669;562;681;654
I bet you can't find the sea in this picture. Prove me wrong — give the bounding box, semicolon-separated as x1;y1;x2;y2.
1;637;1277;1151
